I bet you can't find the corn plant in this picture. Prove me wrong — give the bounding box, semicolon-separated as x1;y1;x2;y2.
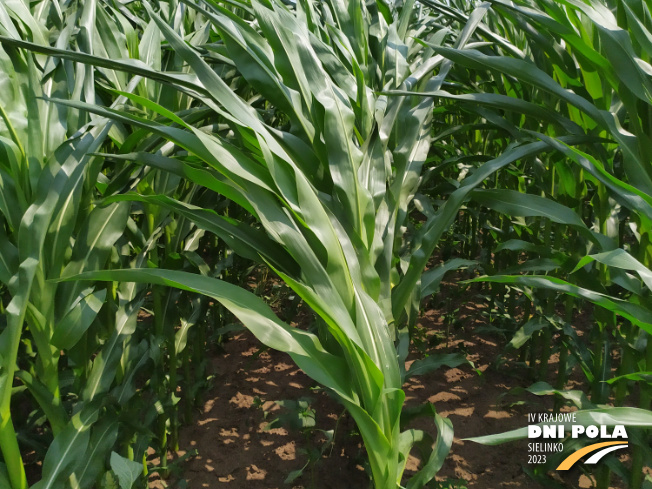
38;0;529;486
0;3;131;487
416;0;652;487
0;2;220;487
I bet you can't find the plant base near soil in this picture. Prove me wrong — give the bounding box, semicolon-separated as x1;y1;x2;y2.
149;291;627;489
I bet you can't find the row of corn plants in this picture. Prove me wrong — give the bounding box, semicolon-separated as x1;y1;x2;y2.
0;1;244;487
419;0;652;488
1;0;652;488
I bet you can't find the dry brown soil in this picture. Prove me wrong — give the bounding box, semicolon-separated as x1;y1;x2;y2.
148;290;627;489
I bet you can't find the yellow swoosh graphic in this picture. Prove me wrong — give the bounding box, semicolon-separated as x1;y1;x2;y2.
557;441;628;470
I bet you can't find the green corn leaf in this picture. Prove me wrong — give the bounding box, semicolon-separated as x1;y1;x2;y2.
557;0;652;103
606;372;652;384
535;134;652;217
0;165;23;231
471;188;612;249
109;452;141;489
102;193;298;275
0;257;37;489
507;317;550;350
525;382;594;410
466;274;652;335
82;295;144;402
421;258;477;299
573;248;652;292
14;370;67;435
76;419;119;489
406;353;471;380
494;239;549;254
97;152;257;217
0;223;18;290
31;402;102;489
110;340;150;405
51;289;106;350
385;89;583;134
408;414;454;488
